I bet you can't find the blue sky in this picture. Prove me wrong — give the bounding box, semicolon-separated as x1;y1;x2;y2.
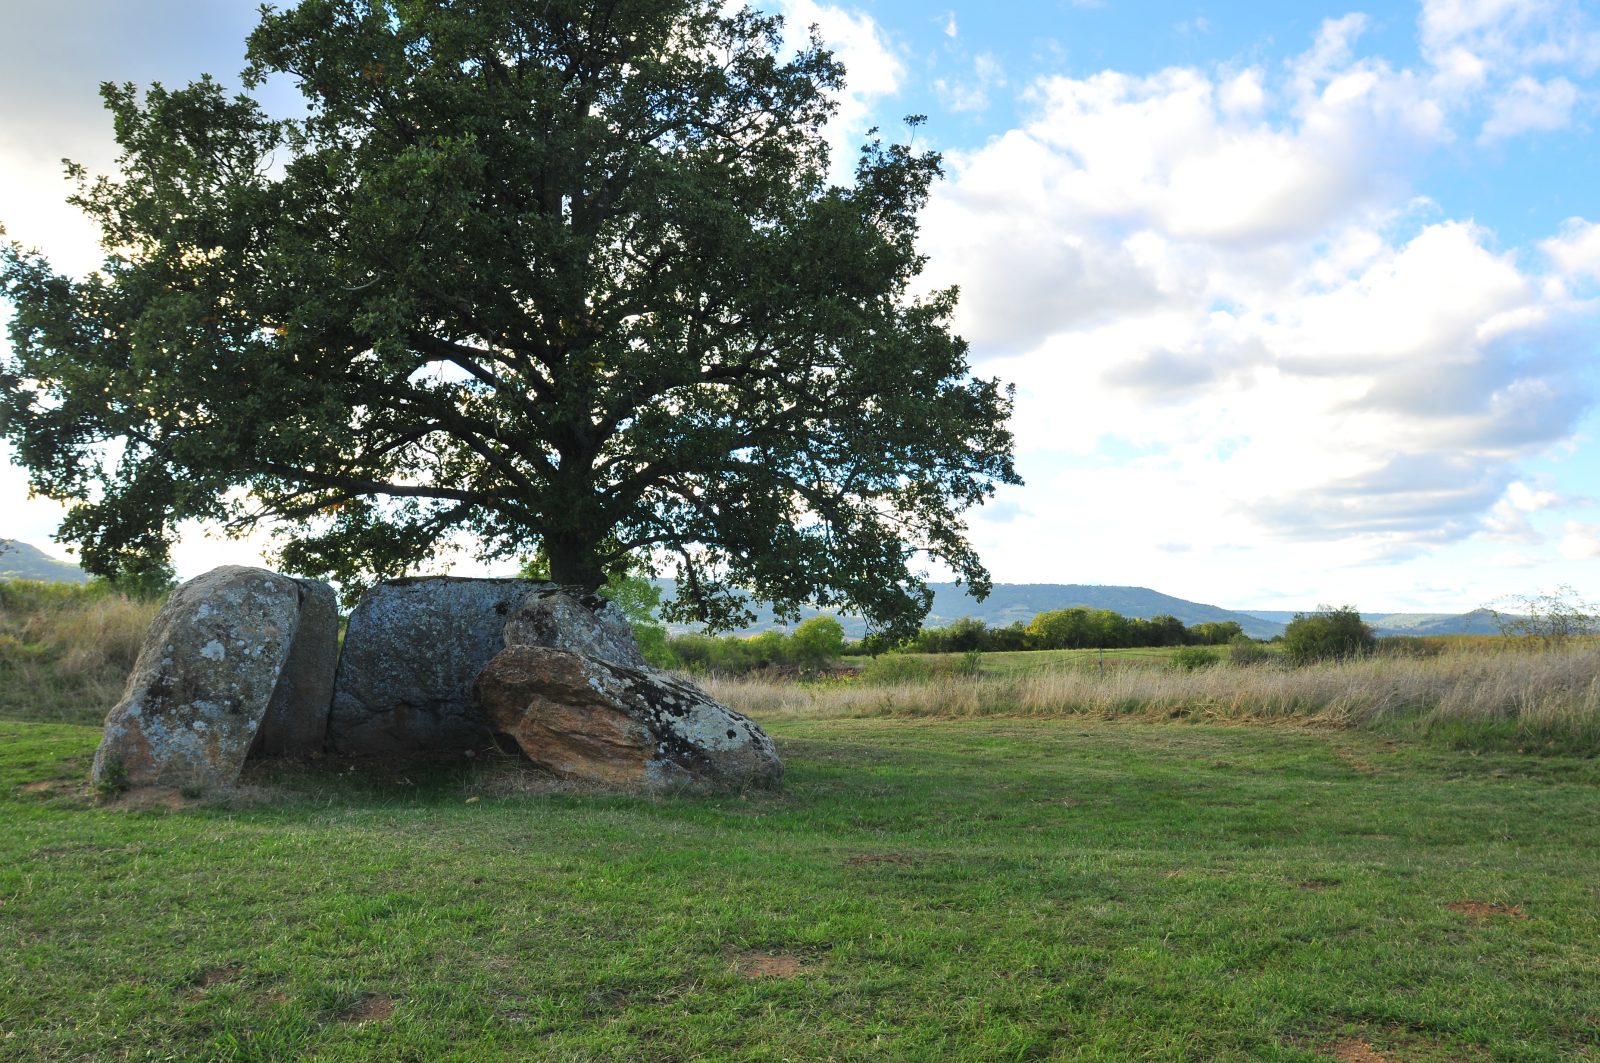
3;0;1600;614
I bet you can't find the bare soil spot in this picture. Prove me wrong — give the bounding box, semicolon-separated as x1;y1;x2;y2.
20;780;63;794
583;988;630;1014
730;950;813;979
108;788;196;811
185;963;243;995
1322;1038;1391;1062
1445;900;1527;919
341;994;396;1023
1333;747;1379;774
256;989;289;1006
1163;869;1185;879
101;783;289;811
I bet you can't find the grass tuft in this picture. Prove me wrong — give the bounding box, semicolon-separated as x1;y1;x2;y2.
0;580;158;725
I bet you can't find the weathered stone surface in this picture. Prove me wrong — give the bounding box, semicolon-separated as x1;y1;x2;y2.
252;578;339;757
328;577;550;755
503;587;648;670
474;645;784;793
92;567;305;790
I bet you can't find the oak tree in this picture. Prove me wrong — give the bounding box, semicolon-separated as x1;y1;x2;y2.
0;0;1018;637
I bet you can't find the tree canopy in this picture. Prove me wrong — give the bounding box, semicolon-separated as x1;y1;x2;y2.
0;0;1018;639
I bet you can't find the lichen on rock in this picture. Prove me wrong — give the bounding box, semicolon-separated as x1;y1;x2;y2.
92;566;338;791
327;576;550;755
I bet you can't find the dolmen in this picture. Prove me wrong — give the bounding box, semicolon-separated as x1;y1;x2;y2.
91;568;783;796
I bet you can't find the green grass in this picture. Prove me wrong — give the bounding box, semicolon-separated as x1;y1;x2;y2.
3;717;1597;1061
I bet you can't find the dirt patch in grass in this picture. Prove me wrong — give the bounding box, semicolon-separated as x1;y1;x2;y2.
1322;1038;1391;1062
1333;747;1380;774
188;964;242;993
844;852;917;866
730;951;814;979
583;988;631;1014
341;994;396;1023
1445;900;1527;919
104;788;199;811
1298;879;1342;891
98;782;294;811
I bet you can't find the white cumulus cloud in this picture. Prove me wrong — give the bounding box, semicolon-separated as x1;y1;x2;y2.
1541;217;1600;281
917;17;1599;597
1478;74;1580;141
1559;521;1600;558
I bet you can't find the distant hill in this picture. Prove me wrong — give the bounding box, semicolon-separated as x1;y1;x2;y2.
1237;610;1301;624
660;581;1285;640
0;540;90;585
1238;607;1507;637
1367;609;1505;636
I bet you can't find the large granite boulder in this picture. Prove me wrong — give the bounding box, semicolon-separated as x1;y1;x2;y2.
474;645;784;794
503;587;648;670
329;577;550;755
92;567;338;790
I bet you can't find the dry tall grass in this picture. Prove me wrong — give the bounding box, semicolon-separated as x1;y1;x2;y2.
705;647;1600;749
0;581;159;724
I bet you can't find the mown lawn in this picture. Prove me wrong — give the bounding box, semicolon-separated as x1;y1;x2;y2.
2;717;1597;1061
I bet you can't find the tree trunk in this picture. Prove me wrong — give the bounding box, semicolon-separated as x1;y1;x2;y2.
545;533;607;593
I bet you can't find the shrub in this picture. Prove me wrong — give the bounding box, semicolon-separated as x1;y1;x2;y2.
858;653;987;684
1228;640;1275;667
1172;647;1220;671
1283;606;1375;665
790;616;846;672
858;654;939;683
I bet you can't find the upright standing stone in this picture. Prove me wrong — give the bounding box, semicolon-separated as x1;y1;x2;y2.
92;567;311;790
328;577;549;755
252;578;340;757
